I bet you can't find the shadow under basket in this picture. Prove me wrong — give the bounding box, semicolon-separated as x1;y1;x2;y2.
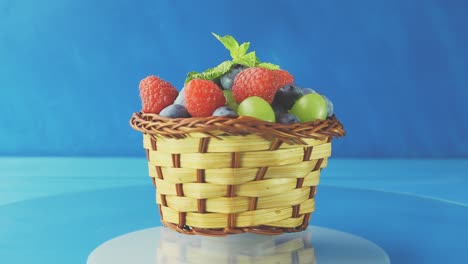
130;112;345;236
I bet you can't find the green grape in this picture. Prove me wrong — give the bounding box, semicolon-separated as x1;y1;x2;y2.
223;90;238;112
289;93;327;122
238;96;276;122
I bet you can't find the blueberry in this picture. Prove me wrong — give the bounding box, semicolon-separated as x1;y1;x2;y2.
278;113;300;124
220;64;246;90
273;84;303;110
159;104;190;118
272;103;286;119
302;88;317;95
174;88;186;106
212;77;223;89
212;106;238;117
322;95;334;117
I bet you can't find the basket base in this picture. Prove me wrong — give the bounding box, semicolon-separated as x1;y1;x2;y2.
161;216;311;236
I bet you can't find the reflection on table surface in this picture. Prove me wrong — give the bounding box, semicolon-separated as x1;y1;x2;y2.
88;226;390;264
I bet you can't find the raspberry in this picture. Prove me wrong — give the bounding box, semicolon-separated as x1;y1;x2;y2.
232;67;278;104
185;79;226;117
273;69;294;89
139;76;178;114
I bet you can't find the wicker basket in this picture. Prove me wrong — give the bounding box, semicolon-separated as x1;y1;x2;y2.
130;112;345;236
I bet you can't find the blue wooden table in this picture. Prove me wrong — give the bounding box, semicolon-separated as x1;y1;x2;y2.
1;158;467;263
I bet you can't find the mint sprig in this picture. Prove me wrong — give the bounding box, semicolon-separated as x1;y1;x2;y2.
233;51;256;67
212;33;257;67
257;62;280;70
185;61;233;83
184;33;280;84
212;33;246;60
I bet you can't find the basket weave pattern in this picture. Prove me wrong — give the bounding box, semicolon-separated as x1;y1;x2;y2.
131;112;344;236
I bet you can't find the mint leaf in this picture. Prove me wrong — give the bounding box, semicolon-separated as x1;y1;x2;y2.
185;61;234;84
235;42;250;58
186;71;199;78
233;51;257;67
185;33;283;84
257;62;280;70
255;55;261;64
212;33;239;59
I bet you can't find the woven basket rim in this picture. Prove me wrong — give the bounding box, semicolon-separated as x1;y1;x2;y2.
130;112;345;144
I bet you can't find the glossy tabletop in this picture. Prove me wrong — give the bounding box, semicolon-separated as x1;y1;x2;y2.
0;158;467;263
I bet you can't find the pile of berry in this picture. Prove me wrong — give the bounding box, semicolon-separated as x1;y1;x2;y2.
139;34;334;124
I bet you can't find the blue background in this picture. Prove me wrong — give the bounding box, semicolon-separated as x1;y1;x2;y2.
1;2;467;262
1;0;467;158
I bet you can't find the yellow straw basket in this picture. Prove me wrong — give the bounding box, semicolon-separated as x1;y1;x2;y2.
130;112;345;236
